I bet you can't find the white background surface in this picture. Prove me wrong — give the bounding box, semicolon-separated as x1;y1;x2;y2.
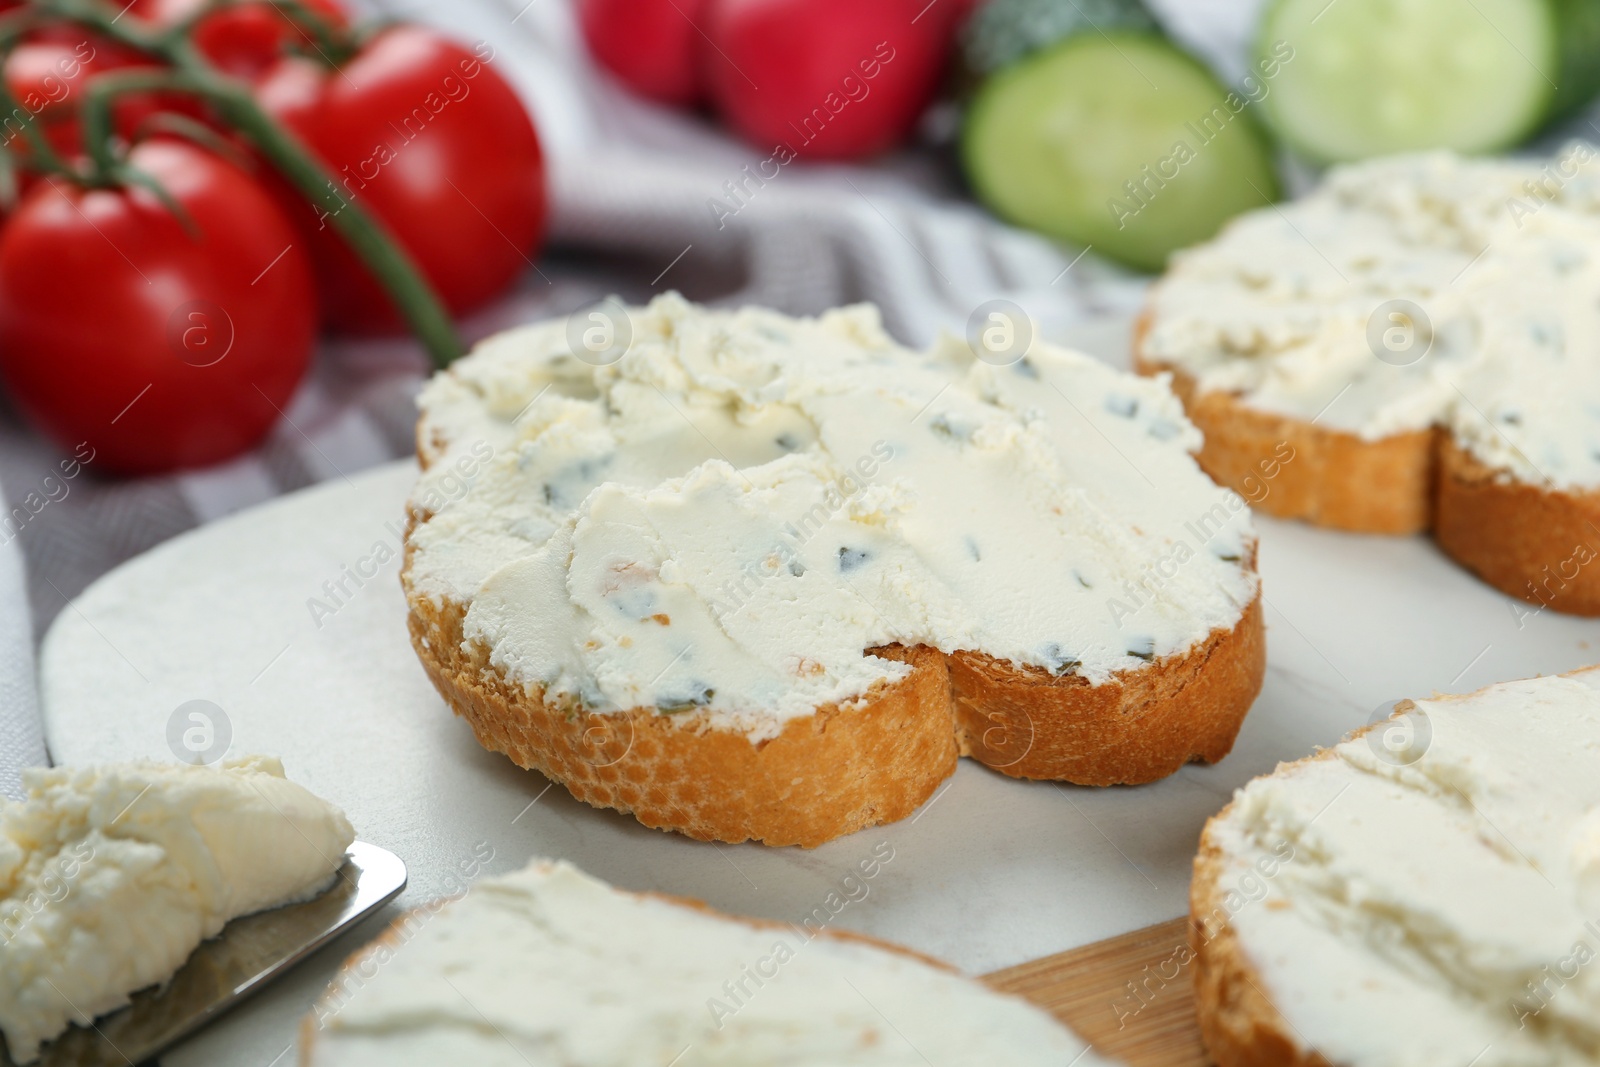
39;317;1600;1066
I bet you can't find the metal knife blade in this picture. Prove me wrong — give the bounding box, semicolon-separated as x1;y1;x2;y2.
2;841;407;1067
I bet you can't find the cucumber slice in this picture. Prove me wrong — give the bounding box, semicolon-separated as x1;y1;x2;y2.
1257;0;1599;162
961;0;1157;76
962;32;1281;272
1547;0;1600;120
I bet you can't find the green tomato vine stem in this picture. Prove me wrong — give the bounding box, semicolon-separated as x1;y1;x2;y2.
37;0;464;366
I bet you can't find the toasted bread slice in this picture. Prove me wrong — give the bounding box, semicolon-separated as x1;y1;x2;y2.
405;296;1268;847
1134;150;1600;614
1191;669;1600;1065
299;859;1108;1065
1137;312;1600;616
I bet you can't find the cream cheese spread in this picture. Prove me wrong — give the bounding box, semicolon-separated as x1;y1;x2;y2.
407;293;1258;740
305;858;1108;1066
1205;669;1600;1066
0;757;355;1064
1144;145;1600;490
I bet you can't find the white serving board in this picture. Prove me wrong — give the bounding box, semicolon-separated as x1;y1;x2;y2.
39;317;1600;1066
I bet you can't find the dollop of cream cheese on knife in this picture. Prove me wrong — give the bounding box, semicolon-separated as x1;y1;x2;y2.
306;859;1108;1066
0;757;355;1064
408;293;1257;740
1145;145;1600;490
1208;670;1600;1066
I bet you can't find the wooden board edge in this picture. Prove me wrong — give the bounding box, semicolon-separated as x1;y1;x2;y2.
981;916;1207;1067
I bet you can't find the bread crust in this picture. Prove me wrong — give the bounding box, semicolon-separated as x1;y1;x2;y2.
1190;814;1332;1067
1188;715;1395;1067
952;596;1265;785
406;579;959;849
1132;311;1435;535
1434;438;1600;616
1136;308;1600;618
405;557;1264;845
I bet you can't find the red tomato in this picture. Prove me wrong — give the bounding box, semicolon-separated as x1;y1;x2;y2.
0;140;316;475
1;33;157;159
135;0;349;80
3;39;95;156
703;0;959;159
578;0;710;106
255;26;546;334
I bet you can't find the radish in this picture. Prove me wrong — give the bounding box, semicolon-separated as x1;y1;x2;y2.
702;0;962;160
578;0;712;106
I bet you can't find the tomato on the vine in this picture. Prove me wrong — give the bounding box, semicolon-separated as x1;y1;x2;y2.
134;0;350;81
0;139;317;475
1;32;158;160
255;25;546;334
